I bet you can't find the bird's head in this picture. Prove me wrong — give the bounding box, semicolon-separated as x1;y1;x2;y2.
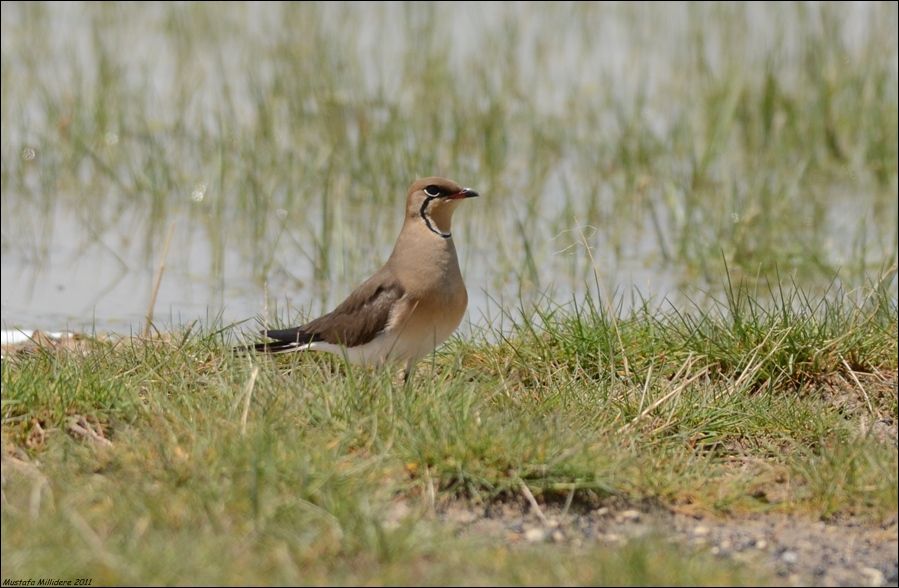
405;176;479;239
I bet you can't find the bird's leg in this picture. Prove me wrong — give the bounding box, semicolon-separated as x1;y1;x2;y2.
402;360;416;385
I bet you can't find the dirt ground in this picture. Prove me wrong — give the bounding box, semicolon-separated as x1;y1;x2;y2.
422;498;898;587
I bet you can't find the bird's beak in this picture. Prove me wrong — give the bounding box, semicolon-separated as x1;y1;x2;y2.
448;188;479;200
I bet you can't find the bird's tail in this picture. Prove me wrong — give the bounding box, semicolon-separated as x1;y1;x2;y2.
250;340;303;354
234;327;321;355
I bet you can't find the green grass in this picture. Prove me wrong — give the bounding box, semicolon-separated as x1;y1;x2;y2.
3;280;896;584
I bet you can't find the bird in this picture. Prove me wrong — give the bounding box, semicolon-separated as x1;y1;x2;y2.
252;176;479;379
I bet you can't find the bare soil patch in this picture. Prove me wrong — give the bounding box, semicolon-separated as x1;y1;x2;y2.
425;497;898;587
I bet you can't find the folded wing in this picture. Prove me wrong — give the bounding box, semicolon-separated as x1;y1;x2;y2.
255;268;405;353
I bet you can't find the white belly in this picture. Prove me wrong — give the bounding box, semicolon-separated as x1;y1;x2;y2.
300;328;451;368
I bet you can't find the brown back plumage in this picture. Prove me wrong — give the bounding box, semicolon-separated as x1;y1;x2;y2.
260;267;404;350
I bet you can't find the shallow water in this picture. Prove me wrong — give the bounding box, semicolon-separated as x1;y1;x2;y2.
2;2;896;334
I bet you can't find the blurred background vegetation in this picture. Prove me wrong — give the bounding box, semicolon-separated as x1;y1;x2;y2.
1;1;896;333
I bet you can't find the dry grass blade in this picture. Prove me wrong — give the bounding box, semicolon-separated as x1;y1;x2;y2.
620;355;709;433
2;453;54;519
240;366;260;435
65;508;135;577
841;356;875;415
519;478;550;527
143;222;177;339
66;415;113;448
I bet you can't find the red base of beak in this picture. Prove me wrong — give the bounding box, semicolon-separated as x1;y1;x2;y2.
448;188;479;200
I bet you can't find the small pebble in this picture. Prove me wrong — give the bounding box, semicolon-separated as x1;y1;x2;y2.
781;550;799;564
860;567;885;587
693;525;710;536
604;532;622;542
524;527;546;543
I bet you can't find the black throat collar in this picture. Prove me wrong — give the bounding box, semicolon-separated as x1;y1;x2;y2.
419;196;451;239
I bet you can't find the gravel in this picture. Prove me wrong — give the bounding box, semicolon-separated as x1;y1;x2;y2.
433;498;899;587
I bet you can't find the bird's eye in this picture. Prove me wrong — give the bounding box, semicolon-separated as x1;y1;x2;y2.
424;185;442;197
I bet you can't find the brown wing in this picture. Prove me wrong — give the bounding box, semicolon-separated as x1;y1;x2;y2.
260;267;404;350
